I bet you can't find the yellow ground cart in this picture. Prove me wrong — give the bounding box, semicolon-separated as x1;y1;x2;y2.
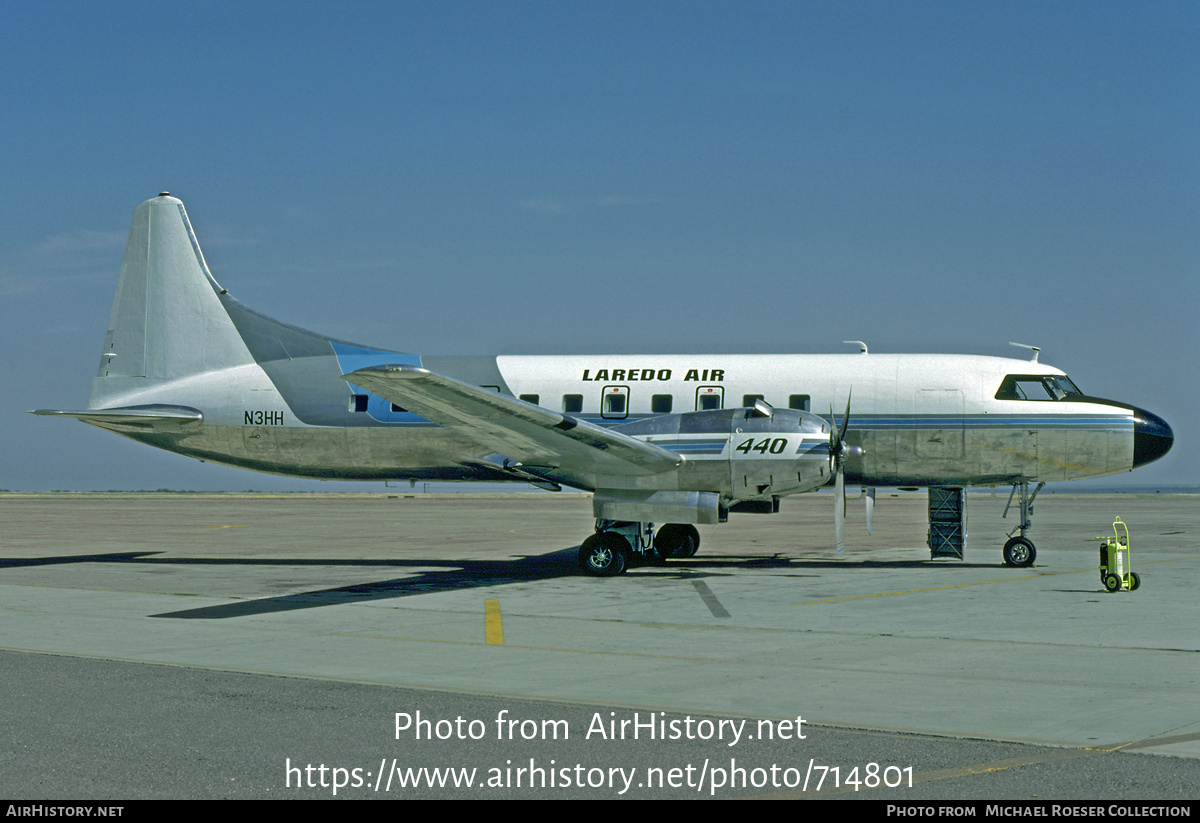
1097;516;1140;592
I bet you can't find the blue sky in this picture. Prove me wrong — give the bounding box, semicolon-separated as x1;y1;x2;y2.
3;1;1196;491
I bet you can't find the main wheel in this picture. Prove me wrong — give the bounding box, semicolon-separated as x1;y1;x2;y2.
1002;536;1036;567
654;524;700;559
579;532;629;576
1103;572;1122;593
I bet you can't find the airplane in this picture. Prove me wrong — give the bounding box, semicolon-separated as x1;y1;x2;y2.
35;194;1174;576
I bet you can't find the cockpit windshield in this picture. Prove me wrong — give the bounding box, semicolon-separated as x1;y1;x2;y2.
995;375;1084;402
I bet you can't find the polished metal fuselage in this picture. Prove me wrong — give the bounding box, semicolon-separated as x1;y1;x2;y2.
87;349;1141;492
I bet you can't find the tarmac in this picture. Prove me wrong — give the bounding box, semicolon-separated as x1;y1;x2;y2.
1;490;1198;800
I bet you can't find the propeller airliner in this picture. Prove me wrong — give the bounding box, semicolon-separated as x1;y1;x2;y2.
35;194;1174;575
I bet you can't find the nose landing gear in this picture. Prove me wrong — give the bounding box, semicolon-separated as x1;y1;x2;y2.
1002;481;1044;567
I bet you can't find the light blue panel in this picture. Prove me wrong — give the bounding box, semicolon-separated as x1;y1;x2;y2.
330;342;430;424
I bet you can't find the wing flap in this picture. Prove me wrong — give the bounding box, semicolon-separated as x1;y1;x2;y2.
343;365;681;478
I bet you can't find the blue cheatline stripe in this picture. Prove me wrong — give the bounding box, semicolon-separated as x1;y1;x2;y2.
857;415;1132;431
795;443;827;455
655;445;725;455
584;414;1131;430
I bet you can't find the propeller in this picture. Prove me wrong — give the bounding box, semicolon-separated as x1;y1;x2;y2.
828;392;867;553
828;393;853;553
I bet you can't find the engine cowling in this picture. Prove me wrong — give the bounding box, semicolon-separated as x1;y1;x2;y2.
612;405;833;506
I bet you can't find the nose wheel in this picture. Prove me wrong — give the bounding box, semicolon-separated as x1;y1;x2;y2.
1002;536;1036;567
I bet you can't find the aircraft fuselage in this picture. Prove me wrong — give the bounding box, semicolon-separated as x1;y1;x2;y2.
78;345;1168;491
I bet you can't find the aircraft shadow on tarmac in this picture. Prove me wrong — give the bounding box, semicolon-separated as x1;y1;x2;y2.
1;549;1008;619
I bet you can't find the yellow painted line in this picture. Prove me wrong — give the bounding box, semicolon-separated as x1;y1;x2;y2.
484;598;504;645
1115;728;1200;751
767;726;1200;799
796;573;1041;607
793;554;1200;606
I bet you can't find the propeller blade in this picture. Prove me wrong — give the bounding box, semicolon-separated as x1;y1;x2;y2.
838;389;852;443
828;391;853;554
865;487;875;535
835;460;846;553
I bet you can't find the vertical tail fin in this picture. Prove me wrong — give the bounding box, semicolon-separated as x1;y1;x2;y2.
89;194;254;408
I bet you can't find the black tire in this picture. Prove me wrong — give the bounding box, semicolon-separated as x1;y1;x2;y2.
1002;537;1036;567
654;524;701;559
1103;573;1122;593
680;525;700;557
1129;572;1141;591
579;532;629;576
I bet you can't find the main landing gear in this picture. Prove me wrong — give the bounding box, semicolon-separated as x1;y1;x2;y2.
1001;481;1044;567
578;521;701;576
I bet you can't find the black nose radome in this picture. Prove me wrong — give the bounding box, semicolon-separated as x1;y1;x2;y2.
1132;407;1173;468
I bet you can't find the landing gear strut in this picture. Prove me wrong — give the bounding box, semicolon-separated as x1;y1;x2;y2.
1002;481;1044;567
578;521;700;576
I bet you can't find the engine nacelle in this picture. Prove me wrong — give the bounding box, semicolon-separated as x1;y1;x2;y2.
612;405;834;507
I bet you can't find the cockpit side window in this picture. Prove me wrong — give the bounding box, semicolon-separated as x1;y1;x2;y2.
1050;376;1083;397
995;375;1084;401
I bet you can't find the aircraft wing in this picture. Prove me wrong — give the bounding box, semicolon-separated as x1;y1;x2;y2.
342;365;683;481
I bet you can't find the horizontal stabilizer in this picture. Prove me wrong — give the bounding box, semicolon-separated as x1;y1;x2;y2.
342;365;682;480
31;404;203;429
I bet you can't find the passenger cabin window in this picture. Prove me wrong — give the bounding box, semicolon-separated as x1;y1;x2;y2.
651;394;673;414
742;394;764;407
391;402;407;413
350;394;369;413
562;394;583;413
789;394;811;411
995;375;1084;401
519;394;539;405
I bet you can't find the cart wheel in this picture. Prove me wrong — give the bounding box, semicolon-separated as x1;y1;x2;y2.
1103;573;1122;593
1129;572;1141;591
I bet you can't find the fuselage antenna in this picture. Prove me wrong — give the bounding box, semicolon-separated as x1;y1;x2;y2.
1009;342;1041;362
